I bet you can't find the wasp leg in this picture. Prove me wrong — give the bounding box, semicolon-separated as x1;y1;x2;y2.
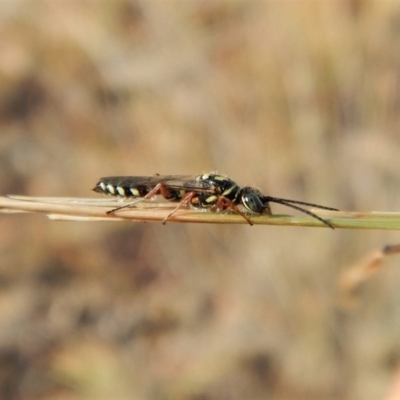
162;192;196;224
216;196;254;226
107;183;170;214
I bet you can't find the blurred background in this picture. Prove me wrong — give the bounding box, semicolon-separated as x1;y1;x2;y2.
0;1;400;399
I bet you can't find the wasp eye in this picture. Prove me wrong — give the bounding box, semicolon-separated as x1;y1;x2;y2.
242;192;265;213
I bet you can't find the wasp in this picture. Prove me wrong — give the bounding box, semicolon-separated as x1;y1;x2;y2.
93;173;338;228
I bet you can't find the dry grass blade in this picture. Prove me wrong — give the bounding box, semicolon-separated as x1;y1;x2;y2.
1;195;400;229
338;243;400;309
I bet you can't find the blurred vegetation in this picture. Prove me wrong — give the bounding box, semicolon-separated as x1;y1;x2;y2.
1;1;400;399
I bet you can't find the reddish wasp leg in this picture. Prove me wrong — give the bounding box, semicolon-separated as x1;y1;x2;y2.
162;192;196;224
107;183;169;214
216;196;254;226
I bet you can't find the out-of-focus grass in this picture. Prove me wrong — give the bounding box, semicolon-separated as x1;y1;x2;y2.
0;1;400;400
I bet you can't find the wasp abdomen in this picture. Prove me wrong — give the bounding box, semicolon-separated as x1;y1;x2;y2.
93;181;147;198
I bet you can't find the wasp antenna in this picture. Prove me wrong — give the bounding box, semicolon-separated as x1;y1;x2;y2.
268;198;335;229
266;197;338;211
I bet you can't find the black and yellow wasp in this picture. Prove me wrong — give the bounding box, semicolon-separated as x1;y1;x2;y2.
93;173;337;228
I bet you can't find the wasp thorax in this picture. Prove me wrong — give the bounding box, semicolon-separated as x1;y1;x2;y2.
198;175;239;198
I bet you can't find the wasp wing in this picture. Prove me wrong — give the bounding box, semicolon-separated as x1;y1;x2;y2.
94;175;216;196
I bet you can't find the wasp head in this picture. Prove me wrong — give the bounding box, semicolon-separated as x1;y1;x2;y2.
239;187;271;215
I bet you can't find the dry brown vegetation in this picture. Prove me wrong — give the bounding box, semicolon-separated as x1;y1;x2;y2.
1;1;400;399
